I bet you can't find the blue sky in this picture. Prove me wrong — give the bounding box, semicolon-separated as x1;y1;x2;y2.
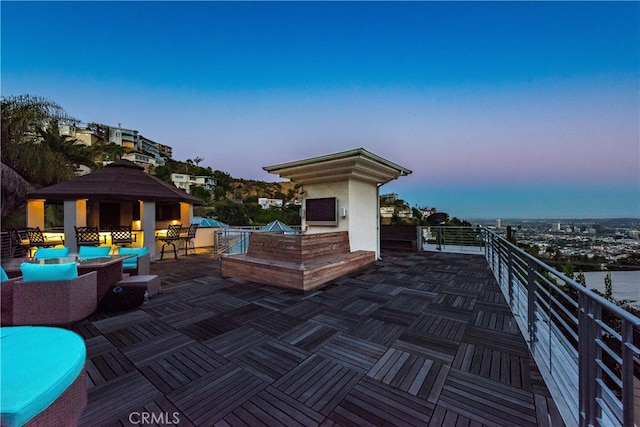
2;2;638;219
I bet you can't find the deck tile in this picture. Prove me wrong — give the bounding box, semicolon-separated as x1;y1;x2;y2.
69;250;564;427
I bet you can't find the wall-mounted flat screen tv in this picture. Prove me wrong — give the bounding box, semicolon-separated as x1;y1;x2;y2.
305;197;338;226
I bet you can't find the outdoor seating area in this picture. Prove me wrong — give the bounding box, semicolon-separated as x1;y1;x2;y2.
220;231;376;292
0;247;159;326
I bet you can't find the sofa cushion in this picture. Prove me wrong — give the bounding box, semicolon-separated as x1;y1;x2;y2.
79;245;111;259
118;247;148;269
0;326;86;426
20;262;78;282
34;247;70;260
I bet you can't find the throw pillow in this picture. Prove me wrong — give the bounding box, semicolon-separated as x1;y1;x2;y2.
79;245;111;259
34;247;70;260
20;262;78;282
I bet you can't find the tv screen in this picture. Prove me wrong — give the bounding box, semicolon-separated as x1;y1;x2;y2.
305;197;338;226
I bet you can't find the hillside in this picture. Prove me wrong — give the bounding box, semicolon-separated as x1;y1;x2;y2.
228;179;302;203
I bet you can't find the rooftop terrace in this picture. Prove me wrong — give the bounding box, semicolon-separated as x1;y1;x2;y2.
73;249;563;426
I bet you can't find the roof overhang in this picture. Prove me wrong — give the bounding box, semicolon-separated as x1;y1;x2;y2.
263;148;412;185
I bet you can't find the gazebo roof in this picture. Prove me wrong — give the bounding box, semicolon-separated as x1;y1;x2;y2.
27;160;202;204
263;148;412;185
260;220;297;234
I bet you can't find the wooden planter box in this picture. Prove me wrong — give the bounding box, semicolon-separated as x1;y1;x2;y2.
220;231;375;292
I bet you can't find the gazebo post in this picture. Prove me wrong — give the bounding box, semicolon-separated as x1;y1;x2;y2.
141;201;157;261
64;199;87;254
180;202;193;227
26;199;45;229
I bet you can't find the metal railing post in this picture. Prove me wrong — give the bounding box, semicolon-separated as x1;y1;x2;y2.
578;293;599;426
507;247;514;308
621;319;635;427
527;258;537;345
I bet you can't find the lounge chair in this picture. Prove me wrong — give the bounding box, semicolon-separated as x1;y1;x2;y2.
11;263;97;325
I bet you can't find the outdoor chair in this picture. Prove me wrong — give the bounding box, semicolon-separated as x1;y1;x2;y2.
110;225;136;247
75;226;104;247
26;227;63;257
11;263;97;325
1;267;20;326
158;224;182;260
9;229;28;258
180;223;199;256
118;247;151;275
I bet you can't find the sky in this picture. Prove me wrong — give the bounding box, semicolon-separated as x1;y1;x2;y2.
2;1;639;219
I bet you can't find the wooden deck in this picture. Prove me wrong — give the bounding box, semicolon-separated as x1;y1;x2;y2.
70;250;564;426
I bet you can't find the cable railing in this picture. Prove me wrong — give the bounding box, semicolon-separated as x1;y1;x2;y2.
214;226;301;256
483;227;639;427
419;225;485;253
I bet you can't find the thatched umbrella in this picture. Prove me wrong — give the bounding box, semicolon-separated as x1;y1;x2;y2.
1;162;34;218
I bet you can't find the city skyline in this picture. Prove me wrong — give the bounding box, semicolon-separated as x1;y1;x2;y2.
2;2;638;218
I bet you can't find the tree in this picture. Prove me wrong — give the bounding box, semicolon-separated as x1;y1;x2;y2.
38;122;96;170
576;271;586;287
1;95;77;147
193;156;203;167
100;142;126;162
190;186;211;204
604;273;613;300
1;95;85;189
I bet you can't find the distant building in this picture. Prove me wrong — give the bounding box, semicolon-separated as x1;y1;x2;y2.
58;123;173;167
157;143;173;159
121;153;157;172
58;124;103;146
258;198;284;209
138;135;165;166
109;126;139;150
420;207;437;218
496;219;502;229
380;193;399;204
171;173;217;194
380;207;395;218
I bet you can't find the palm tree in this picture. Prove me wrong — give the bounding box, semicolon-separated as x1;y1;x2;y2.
97;142;127;162
1;95;93;180
38;122;96;170
1;95;77;146
0;95;88;222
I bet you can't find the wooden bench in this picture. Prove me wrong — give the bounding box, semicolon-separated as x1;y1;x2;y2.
380;225;418;251
220;231;375;292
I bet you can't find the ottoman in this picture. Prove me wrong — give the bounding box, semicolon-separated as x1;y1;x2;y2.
117;274;161;296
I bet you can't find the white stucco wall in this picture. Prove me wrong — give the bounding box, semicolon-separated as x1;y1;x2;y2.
303;178;380;258
348;179;378;255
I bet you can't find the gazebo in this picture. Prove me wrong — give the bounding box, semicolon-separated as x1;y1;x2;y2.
25;160;202;260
